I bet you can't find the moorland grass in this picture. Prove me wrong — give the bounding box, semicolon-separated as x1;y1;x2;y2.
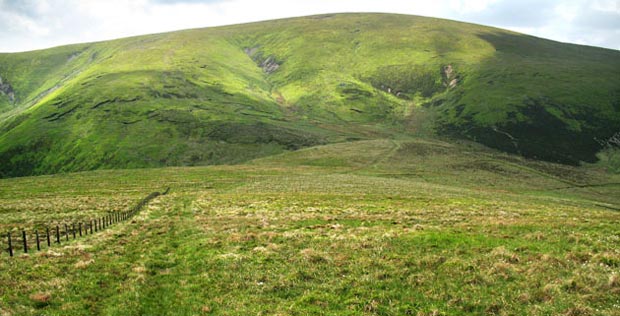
0;139;619;315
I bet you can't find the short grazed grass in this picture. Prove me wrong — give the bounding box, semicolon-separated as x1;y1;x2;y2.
1;139;619;315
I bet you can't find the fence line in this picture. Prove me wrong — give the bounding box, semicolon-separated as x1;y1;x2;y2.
3;188;169;258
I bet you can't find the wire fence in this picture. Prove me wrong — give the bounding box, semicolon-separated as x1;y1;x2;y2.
2;187;169;257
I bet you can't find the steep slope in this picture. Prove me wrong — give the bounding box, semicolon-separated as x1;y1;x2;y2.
0;13;619;177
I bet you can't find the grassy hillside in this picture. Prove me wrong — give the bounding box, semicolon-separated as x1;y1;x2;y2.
1;140;619;315
0;13;619;177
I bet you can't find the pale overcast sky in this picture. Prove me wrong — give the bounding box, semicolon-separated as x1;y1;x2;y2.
0;0;619;53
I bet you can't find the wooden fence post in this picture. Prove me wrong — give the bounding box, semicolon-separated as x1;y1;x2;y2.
79;223;82;237
7;232;13;257
35;230;41;251
64;223;69;241
22;230;28;253
56;225;60;244
90;220;94;234
72;223;76;239
46;227;51;247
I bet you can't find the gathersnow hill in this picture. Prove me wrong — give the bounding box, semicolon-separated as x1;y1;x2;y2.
0;13;619;178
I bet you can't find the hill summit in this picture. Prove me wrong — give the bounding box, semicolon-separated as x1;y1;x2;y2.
1;13;619;177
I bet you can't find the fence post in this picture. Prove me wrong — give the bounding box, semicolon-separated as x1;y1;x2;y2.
72;223;76;239
35;230;41;251
79;223;82;237
7;232;13;257
56;225;60;244
22;230;28;253
65;223;69;241
90;220;94;234
46;227;51;247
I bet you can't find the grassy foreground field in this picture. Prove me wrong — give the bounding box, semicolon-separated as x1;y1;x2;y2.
1;139;619;315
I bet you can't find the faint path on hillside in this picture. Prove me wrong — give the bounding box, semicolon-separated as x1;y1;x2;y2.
342;139;401;174
370;140;402;169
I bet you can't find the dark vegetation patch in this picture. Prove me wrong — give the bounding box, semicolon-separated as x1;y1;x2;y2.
46;105;80;122
367;64;445;99
338;83;374;102
0;139;52;178
438;96;620;165
477;32;620;61
121;119;142;125
91;97;141;109
206;122;324;150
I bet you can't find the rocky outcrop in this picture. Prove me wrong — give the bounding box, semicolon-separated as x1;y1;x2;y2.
244;46;281;74
442;65;458;88
259;56;280;74
0;75;15;102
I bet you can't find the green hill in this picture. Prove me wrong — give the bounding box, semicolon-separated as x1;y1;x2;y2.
1;13;619;177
